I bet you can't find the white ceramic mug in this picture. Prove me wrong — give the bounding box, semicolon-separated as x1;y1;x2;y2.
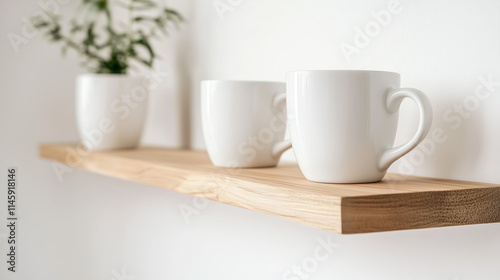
287;70;433;183
201;80;292;168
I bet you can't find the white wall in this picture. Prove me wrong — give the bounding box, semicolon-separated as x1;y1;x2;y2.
1;0;500;280
186;0;500;184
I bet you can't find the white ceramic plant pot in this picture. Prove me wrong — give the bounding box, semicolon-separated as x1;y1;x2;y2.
75;74;148;150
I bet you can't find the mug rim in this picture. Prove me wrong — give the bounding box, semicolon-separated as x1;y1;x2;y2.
286;70;400;76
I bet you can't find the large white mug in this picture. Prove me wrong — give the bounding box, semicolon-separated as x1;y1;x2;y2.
201;80;292;168
287;70;433;183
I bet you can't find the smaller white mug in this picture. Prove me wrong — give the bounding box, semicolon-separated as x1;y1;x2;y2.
201;80;291;168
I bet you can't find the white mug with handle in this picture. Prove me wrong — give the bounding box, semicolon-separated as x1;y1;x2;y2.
201;80;291;168
286;70;433;183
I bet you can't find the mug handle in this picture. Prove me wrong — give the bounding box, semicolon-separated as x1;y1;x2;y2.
271;92;292;158
378;88;433;171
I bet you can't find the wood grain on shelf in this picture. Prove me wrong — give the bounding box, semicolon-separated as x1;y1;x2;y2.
39;144;500;234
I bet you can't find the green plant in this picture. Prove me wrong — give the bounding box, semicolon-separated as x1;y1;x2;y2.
34;0;183;74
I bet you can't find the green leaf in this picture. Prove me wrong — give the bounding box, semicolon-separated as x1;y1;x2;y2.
133;36;154;66
164;8;184;22
133;16;155;22
35;0;183;74
61;45;68;56
83;22;96;46
70;21;83;33
134;0;156;7
49;25;62;41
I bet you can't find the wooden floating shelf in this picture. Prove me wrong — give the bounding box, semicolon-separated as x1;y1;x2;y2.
39;144;500;234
